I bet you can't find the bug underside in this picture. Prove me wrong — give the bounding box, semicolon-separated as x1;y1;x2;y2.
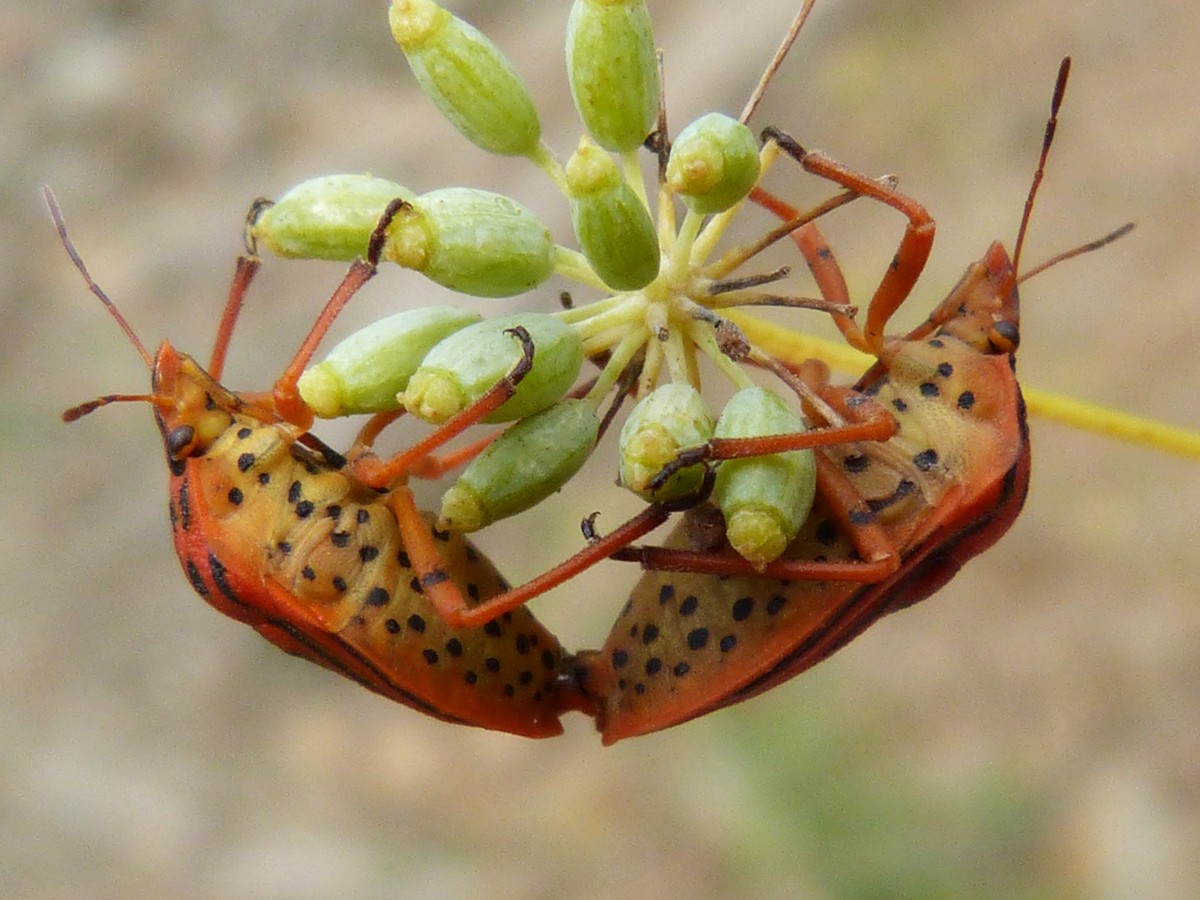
167;406;572;738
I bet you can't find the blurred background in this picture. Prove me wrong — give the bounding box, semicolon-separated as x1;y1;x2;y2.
5;0;1198;896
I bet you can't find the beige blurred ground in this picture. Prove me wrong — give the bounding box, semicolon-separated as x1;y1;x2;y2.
5;0;1199;896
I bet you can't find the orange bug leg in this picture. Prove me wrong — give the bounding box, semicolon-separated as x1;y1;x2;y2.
760;126;937;355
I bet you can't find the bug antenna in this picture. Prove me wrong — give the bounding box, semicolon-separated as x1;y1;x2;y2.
1017;221;1135;284
1012;57;1070;277
44;186;154;368
740;0;817;124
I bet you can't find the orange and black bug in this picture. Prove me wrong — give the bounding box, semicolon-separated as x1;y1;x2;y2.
565;58;1134;743
50;189;581;738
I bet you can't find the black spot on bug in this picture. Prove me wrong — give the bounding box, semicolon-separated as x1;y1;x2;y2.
169;457;186;477
518;670;533;685
397;550;411;568
928;338;945;348
227;487;243;506
645;657;663;676
629;624;639;639
185;559;209;598
331;531;351;548
276;541;291;555
237;427;252;439
464;545;479;562
892;397;909;413
465;670;478;685
687;628;709;650
732;597;754;621
642;624;660;645
484;620;502;638
420;569;449;588
673;662;690;677
295;500;315;518
679;595;699;616
407;614;426;633
541;649;556;670
919;382;940;398
423;649;439;665
359;545;379;563
326;505;342;520
356;509;370;524
485;657;501;673
868;478;917;513
257;472;270;486
301;566;316;581
288;481;303;503
515;633;532;654
815;519;838;546
467;582;480;602
409;576;422;594
612;648;630;669
366;587;389;607
236;452;255;472
957;391;976;410
842;453;869;473
848;509;875;526
720;634;737;652
385;618;400;634
936;362;954;377
767;595;787;615
658;584;675;604
445;638;464;657
332;576;347;592
634;683;646;695
504;684;515;697
913;449;939;471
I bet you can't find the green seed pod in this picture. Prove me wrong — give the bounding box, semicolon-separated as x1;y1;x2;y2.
565;0;660;152
389;0;541;157
297;307;482;418
438;399;600;532
251;174;413;261
712;387;816;569
384;188;555;297
619;383;714;502
566;137;660;290
666;113;761;215
403;313;583;424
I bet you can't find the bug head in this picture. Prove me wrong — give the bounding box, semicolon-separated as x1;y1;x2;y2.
929;240;1021;355
48;187;259;460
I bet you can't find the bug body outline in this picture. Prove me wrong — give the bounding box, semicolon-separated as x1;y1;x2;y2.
52;191;577;738
565;61;1085;744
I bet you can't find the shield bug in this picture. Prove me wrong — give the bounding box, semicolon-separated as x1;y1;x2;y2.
567;58;1137;743
50;189;581;738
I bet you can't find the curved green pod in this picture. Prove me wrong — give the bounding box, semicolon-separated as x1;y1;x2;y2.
390;0;541;157
713;387;816;569
565;0;660;152
403;313;584;424
666;113;761;215
384;188;555;298
619;383;714;503
438;399;600;532
297;307;482;417
251;174;413;261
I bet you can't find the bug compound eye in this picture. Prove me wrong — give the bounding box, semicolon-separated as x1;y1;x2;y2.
988;321;1020;354
166;425;196;458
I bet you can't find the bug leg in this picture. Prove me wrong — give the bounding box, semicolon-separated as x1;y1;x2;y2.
763;128;936;354
390;485;673;629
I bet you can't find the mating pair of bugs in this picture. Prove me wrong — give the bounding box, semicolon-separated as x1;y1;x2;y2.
56;57;1126;745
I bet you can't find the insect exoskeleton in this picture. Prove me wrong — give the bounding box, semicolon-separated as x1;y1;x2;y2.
568;58;1133;744
50;189;586;738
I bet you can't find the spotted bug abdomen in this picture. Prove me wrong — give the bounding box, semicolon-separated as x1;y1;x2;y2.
169;413;569;737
